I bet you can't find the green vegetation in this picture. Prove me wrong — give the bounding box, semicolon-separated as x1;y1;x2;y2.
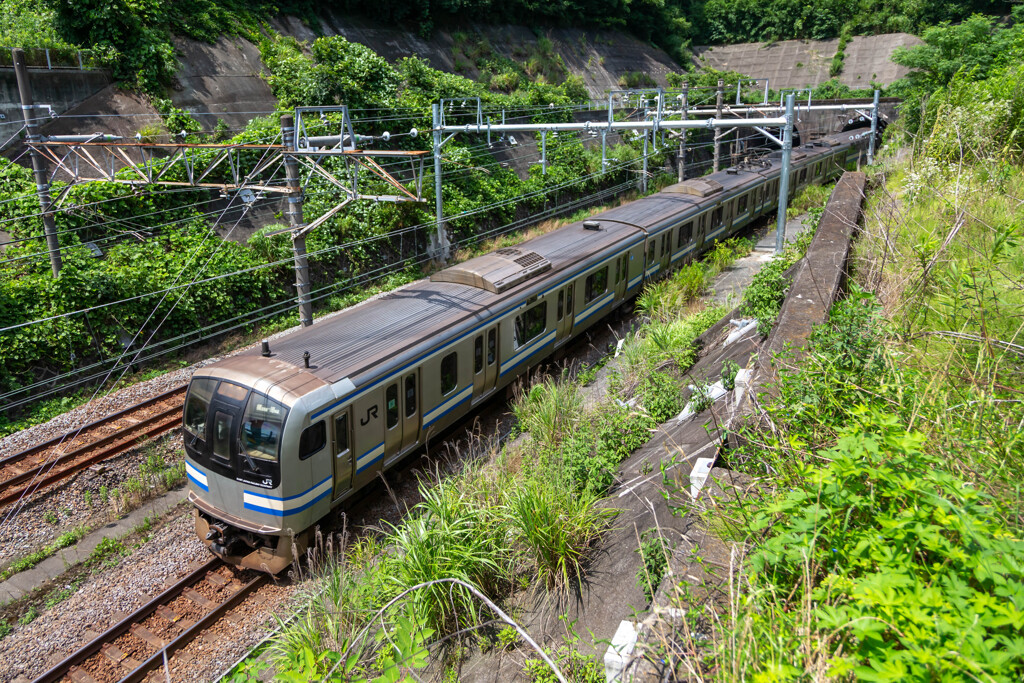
739;228;812;335
655;21;1024;678
0;32;664;419
0;525;88;581
635;529;670;604
699;0;1009;44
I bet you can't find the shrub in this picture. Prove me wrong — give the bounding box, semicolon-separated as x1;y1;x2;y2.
735;411;1024;681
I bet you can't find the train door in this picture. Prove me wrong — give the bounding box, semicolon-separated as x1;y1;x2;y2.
615;254;628;299
207;381;248;474
555;284;575;343
331;409;353;501
659;231;671;273
401;371;419;451
472;333;486;395
695;212;707;253
484;326;499;393
474;326;500;397
351;390;382;486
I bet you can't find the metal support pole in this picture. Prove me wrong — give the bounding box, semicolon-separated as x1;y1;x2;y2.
641;128;649;194
678;81;688;182
714;79;723;172
736;80;742;105
431;103;449;263
281;114;313;328
541;131;547;175
867;89;880;165
601;130;607;172
13;48;61;277
775;94;795;254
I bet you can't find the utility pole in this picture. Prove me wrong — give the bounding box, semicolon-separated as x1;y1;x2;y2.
13;48;61;276
713;79;724;172
281;114;313;328
775;94;795;254
678;81;688;182
868;89;880;165
431;103;449;263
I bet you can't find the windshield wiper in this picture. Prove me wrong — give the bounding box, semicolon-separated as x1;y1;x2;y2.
237;440;258;471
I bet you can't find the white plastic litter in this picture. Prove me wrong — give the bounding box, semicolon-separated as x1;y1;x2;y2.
689;456;716;498
725;318;759;346
674;381;728;422
604;620;639;682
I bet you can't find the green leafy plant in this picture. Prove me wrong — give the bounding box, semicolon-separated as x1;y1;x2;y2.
720;359;740;391
635;530;670;604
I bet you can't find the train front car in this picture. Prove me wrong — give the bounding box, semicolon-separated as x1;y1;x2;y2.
182;355;335;573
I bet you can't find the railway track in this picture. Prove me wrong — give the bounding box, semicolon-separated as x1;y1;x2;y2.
34;557;268;683
0;386;188;508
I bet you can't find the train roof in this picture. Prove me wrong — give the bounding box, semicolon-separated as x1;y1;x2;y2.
236;211;659;387
226;134;851;393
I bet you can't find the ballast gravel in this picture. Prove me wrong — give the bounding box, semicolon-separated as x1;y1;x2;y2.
0;514;207;682
0;431;184;567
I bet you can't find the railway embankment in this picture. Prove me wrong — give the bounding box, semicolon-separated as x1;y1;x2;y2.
450;173;870;681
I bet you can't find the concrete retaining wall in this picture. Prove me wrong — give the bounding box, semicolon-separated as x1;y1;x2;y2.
0;67;111;143
764;171;867;360
692;33;922;90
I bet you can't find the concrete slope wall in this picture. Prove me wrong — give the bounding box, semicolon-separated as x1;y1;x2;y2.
0;67;111;140
692;33;922;90
273;15;681;98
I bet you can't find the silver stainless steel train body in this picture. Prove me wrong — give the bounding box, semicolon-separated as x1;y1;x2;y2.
182;129;870;572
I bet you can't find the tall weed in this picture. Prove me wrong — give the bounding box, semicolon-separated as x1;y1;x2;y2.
507;478;616;591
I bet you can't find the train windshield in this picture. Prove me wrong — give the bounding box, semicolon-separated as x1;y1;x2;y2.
184;377;217;440
240;392;288;461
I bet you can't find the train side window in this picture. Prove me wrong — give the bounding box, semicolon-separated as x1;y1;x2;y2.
566;283;574;315
678;221;693;247
513;301;547;350
712;207;723;228
299;421;326;460
474;335;484;373
661;233;669;256
440;352;457;395
240;392;287;461
184;377;217;441
487;329;496;364
738;194;748;214
334;413;349;455
405;374;417;417
557;290;564;321
613;257;621;284
386;384;399;429
647;241;655;263
584;267;608;304
620;255;628;281
798;168;807;184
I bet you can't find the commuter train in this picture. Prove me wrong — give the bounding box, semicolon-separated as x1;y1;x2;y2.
182;126;872;573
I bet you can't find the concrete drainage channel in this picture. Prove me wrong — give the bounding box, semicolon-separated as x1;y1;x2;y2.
602;172;867;682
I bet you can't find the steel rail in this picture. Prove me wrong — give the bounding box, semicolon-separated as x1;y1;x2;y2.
0;387;187;507
31;557;224;683
120;572;270;683
0;385;186;468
